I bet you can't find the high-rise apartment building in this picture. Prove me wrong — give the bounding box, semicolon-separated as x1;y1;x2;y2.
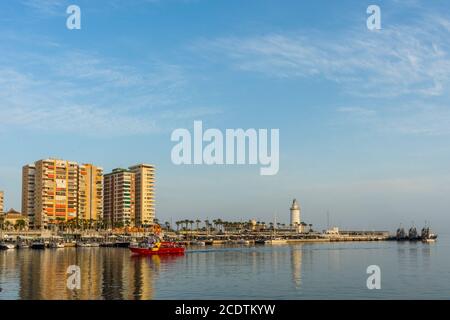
22;164;36;227
103;168;136;228
78;164;103;222
0;190;4;214
129;164;155;226
34;159;79;227
22;159;103;229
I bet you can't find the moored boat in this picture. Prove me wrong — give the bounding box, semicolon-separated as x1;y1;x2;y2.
114;241;131;248
100;242;114;247
421;226;438;242
17;242;30;249
77;242;92;247
265;238;288;245
31;241;46;250
396;227;407;240
191;240;206;246
0;242;16;250
237;239;250;245
408;226;419;240
49;242;65;248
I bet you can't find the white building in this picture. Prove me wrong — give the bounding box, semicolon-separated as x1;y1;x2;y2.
290;199;301;232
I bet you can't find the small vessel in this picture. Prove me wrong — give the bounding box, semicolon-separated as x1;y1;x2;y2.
130;236;185;255
396;227;407;240
408;226;419;241
49;242;65;248
191;240;206;246
255;239;266;245
31;241;46;250
265;238;288;245
114;241;131;248
0;242;16;250
17;242;30;249
100;242;114;247
77;242;92;247
421;226;438;242
237;239;250;245
89;242;100;247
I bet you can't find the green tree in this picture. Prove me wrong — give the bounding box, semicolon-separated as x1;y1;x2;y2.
15;219;26;231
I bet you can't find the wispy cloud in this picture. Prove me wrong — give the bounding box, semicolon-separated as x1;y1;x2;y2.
21;0;67;15
195;15;450;98
0;47;218;136
337;104;450;136
337;107;376;117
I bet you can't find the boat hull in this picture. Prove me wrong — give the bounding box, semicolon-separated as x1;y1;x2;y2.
130;246;185;255
265;240;288;245
31;244;45;250
114;242;131;248
0;244;16;250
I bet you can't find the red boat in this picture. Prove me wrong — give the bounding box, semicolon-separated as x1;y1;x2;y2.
130;241;185;255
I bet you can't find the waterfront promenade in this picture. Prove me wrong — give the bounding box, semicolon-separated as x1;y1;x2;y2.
0;228;392;248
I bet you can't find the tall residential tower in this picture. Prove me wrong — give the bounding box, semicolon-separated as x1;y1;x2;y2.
78;164;103;222
129;164;155;226
22;164;36;227
0;190;4;214
103;168;136;228
22;159;103;229
103;164;156;228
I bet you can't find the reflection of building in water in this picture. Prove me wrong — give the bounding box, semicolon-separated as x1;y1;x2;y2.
102;251;154;300
0;251;18;298
17;249;154;300
102;249;126;300
124;257;154;300
19;249;103;299
75;249;103;299
290;248;303;288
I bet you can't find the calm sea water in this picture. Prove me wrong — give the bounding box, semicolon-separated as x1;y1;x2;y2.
1;236;450;300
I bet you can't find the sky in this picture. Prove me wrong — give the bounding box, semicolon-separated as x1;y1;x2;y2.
0;0;450;232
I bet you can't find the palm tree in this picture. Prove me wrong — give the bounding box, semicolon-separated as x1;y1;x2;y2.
15;219;26;231
176;221;181;232
195;219;201;231
165;221;171;231
217;219;223;232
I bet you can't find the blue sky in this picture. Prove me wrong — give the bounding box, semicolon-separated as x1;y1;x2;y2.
1;0;450;232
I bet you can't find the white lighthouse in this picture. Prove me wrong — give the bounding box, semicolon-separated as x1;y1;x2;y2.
290;199;301;230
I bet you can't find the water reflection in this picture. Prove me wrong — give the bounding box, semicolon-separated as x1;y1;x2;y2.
0;240;447;300
6;248;185;300
290;247;303;288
